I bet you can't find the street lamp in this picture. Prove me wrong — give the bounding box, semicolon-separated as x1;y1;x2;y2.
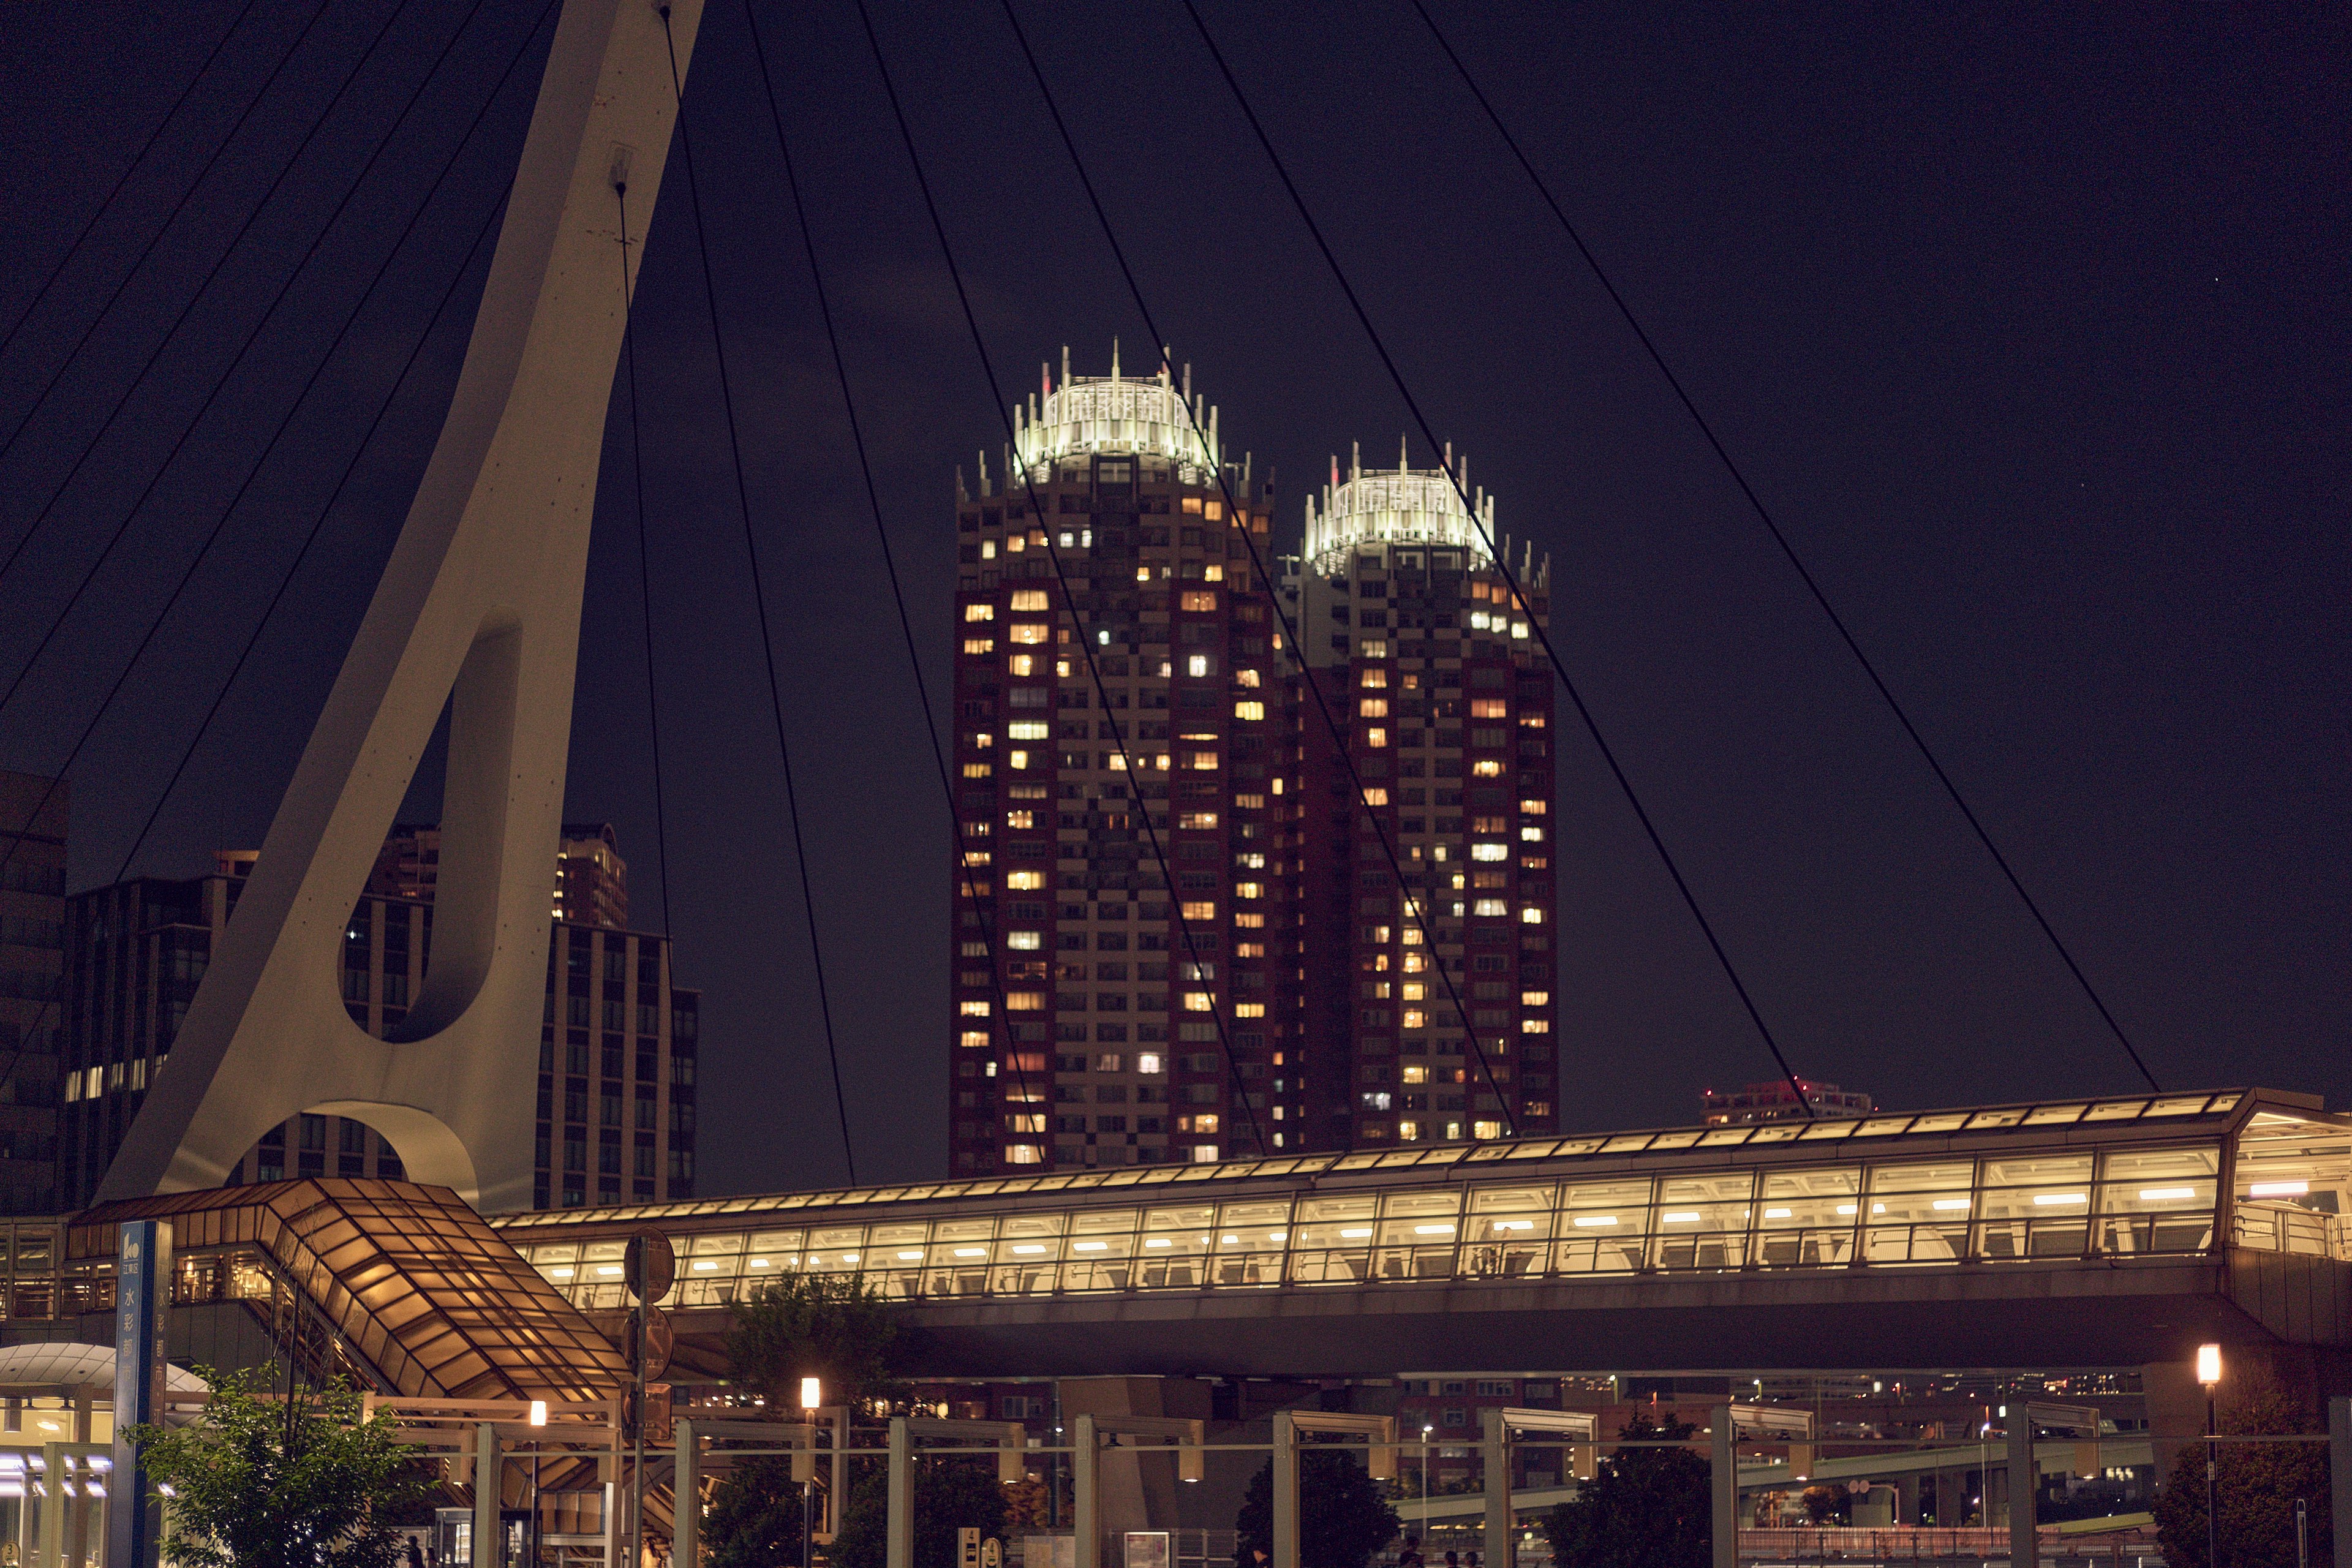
801;1377;822;1568
2198;1344;2222;1568
1420;1425;1433;1527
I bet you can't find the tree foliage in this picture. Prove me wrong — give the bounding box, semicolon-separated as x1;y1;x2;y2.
727;1272;902;1414
1540;1412;1709;1568
131;1368;431;1568
704;1455;809;1568
2153;1382;2332;1568
831;1457;1008;1568
1234;1449;1402;1568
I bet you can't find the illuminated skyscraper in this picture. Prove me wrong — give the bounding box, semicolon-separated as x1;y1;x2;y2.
948;349;1286;1173
1286;443;1560;1150
946;354;1559;1173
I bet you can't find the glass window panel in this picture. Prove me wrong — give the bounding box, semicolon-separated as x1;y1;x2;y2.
1645;1131;1702;1150
1861;1164;1973;1264
1653;1174;1754;1269
2095;1149;2219;1255
1852;1118;1914;1137
1869;1163;1975;1193
1138;1225;1213;1287
1983;1155;2094;1186
1291;1204;1377;1284
1600;1135;1652;1153
1061;1229;1136;1291
2146;1095;2217;1117
925;1235;995;1297
1697;1129;1752;1147
1797;1121;1856;1140
1071;1209;1138;1234
2084;1101;2147;1121
1000;1213;1067;1239
1977;1157;2094;1260
1469;1185;1553;1213
1381;1191;1461;1218
1462;1187;1552;1278
1144;1205;1215;1231
805;1227;864;1272
1547;1137;1605;1156
2101;1147;2222;1184
992;1234;1063;1294
530;1243;581;1265
2022;1105;2086;1125
1555;1179;1649;1273
932;1218;997;1243
1212;1202;1290;1287
1905;1112;1968;1133
1749;1126;1804;1143
687;1232;744;1254
1754;1169;1859;1267
1965;1109;2027;1129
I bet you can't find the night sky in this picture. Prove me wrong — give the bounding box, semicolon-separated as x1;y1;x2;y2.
0;3;2341;1196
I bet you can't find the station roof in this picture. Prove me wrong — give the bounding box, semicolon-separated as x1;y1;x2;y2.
489;1087;2335;1235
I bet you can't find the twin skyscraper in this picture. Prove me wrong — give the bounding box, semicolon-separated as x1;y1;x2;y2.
948;350;1560;1174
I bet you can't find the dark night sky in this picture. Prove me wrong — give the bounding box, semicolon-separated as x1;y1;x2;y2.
0;2;2342;1196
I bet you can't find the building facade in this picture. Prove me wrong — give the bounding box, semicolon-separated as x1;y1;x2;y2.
1705;1077;1874;1125
1286;445;1560;1150
59;829;695;1210
948;352;1287;1174
946;355;1560;1172
0;774;66;1213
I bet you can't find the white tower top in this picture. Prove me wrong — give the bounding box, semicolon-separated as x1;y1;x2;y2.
1013;342;1219;481
1305;439;1494;573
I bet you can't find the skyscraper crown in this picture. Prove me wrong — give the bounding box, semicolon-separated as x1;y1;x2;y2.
1305;437;1495;573
1012;342;1220;480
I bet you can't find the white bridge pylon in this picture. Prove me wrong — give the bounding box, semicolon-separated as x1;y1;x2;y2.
95;0;704;1212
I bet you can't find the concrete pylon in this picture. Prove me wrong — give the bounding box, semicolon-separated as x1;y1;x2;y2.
94;0;704;1212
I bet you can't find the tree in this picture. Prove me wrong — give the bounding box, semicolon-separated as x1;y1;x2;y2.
728;1272;902;1414
2154;1381;2333;1568
704;1456;809;1568
131;1368;431;1568
831;1456;1008;1568
1540;1412;1709;1568
1234;1449;1402;1568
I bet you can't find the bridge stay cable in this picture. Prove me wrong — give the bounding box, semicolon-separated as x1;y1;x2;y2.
612;187;676;946
734;0;1044;1127
845;0;1273;1155
656;6;860;1185
0;0;266;378
1170;0;1822;1120
0;0;494;715
1404;0;2162;1095
0;0;556;899
0;0;328;481
0;178;517;1130
990;0;1522;1143
0;0;341;548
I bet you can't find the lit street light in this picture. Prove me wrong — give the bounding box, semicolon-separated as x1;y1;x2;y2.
2198;1344;2222;1568
801;1376;821;1568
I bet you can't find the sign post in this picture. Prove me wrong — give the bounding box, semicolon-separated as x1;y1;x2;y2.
108;1219;173;1568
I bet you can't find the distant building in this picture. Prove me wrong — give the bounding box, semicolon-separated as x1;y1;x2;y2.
222;820;630;928
0;773;66;1213
1704;1076;1873;1125
945;353;1560;1172
60;826;694;1210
